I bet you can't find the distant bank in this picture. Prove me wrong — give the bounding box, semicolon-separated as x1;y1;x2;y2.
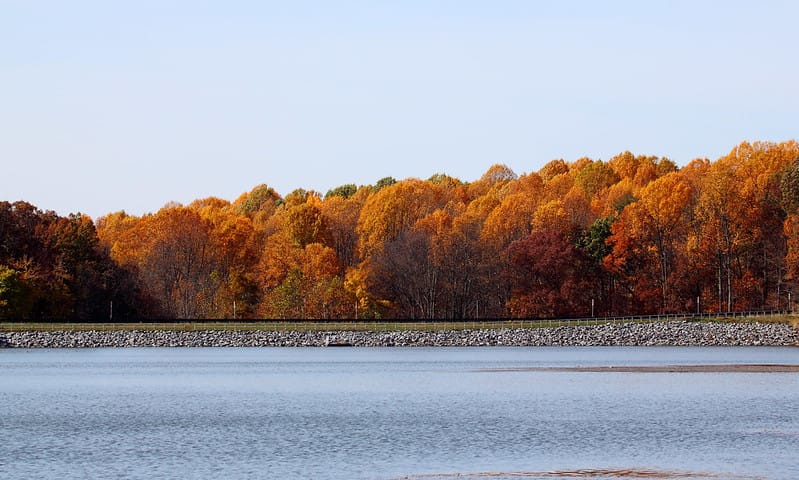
1;321;797;348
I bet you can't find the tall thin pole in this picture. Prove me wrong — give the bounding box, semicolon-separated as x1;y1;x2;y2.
110;300;113;321
233;300;236;320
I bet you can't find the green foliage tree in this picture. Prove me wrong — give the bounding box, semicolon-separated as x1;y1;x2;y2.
325;184;358;200
0;265;22;317
578;216;614;264
374;176;397;191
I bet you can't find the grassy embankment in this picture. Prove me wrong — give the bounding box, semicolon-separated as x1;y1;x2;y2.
1;314;797;333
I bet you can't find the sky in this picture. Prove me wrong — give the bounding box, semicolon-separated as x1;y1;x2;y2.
2;0;797;219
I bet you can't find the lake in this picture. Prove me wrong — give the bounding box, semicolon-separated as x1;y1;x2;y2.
1;347;798;479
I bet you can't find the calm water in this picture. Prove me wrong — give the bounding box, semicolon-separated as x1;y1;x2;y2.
1;347;798;480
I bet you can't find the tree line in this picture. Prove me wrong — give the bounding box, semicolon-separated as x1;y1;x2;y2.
2;140;798;320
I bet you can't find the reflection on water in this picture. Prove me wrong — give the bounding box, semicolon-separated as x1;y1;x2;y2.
1;347;798;480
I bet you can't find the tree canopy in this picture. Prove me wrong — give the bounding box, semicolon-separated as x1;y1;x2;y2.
3;140;799;319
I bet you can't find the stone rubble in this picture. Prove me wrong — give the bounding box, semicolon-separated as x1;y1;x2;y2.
1;321;797;348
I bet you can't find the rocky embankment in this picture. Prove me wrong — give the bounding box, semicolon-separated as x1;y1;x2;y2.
1;321;797;348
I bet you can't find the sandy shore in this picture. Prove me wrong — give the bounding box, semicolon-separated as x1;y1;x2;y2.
480;364;799;373
397;467;762;478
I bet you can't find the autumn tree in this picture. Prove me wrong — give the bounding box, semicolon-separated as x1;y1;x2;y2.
196;202;260;318
319;188;368;270
286;197;331;248
468;164;518;199
691;142;798;311
256;189;357;318
365;229;439;318
781;155;799;296
8;139;799;321
429;208;488;318
455;191;504;318
606;173;693;313
353;178;451;318
356;178;446;260
538;159;569;182
507;229;599;318
101;205;220;319
232;184;282;231
261;242;353;319
1;202;133;320
574;159;619;200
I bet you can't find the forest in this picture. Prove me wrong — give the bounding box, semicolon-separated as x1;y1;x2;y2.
2;140;799;321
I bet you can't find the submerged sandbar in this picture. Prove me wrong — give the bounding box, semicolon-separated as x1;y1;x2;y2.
480;364;799;373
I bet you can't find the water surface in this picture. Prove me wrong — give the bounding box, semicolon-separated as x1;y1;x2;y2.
1;347;798;479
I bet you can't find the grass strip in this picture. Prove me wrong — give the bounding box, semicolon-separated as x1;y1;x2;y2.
1;315;796;333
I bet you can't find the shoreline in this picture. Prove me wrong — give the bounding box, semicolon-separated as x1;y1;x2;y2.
1;320;797;348
479;364;799;373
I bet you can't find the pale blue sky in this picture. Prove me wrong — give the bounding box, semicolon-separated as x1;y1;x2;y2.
2;0;797;219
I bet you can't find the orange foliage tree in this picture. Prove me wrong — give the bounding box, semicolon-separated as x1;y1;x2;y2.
7;139;788;321
606;173;693;313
